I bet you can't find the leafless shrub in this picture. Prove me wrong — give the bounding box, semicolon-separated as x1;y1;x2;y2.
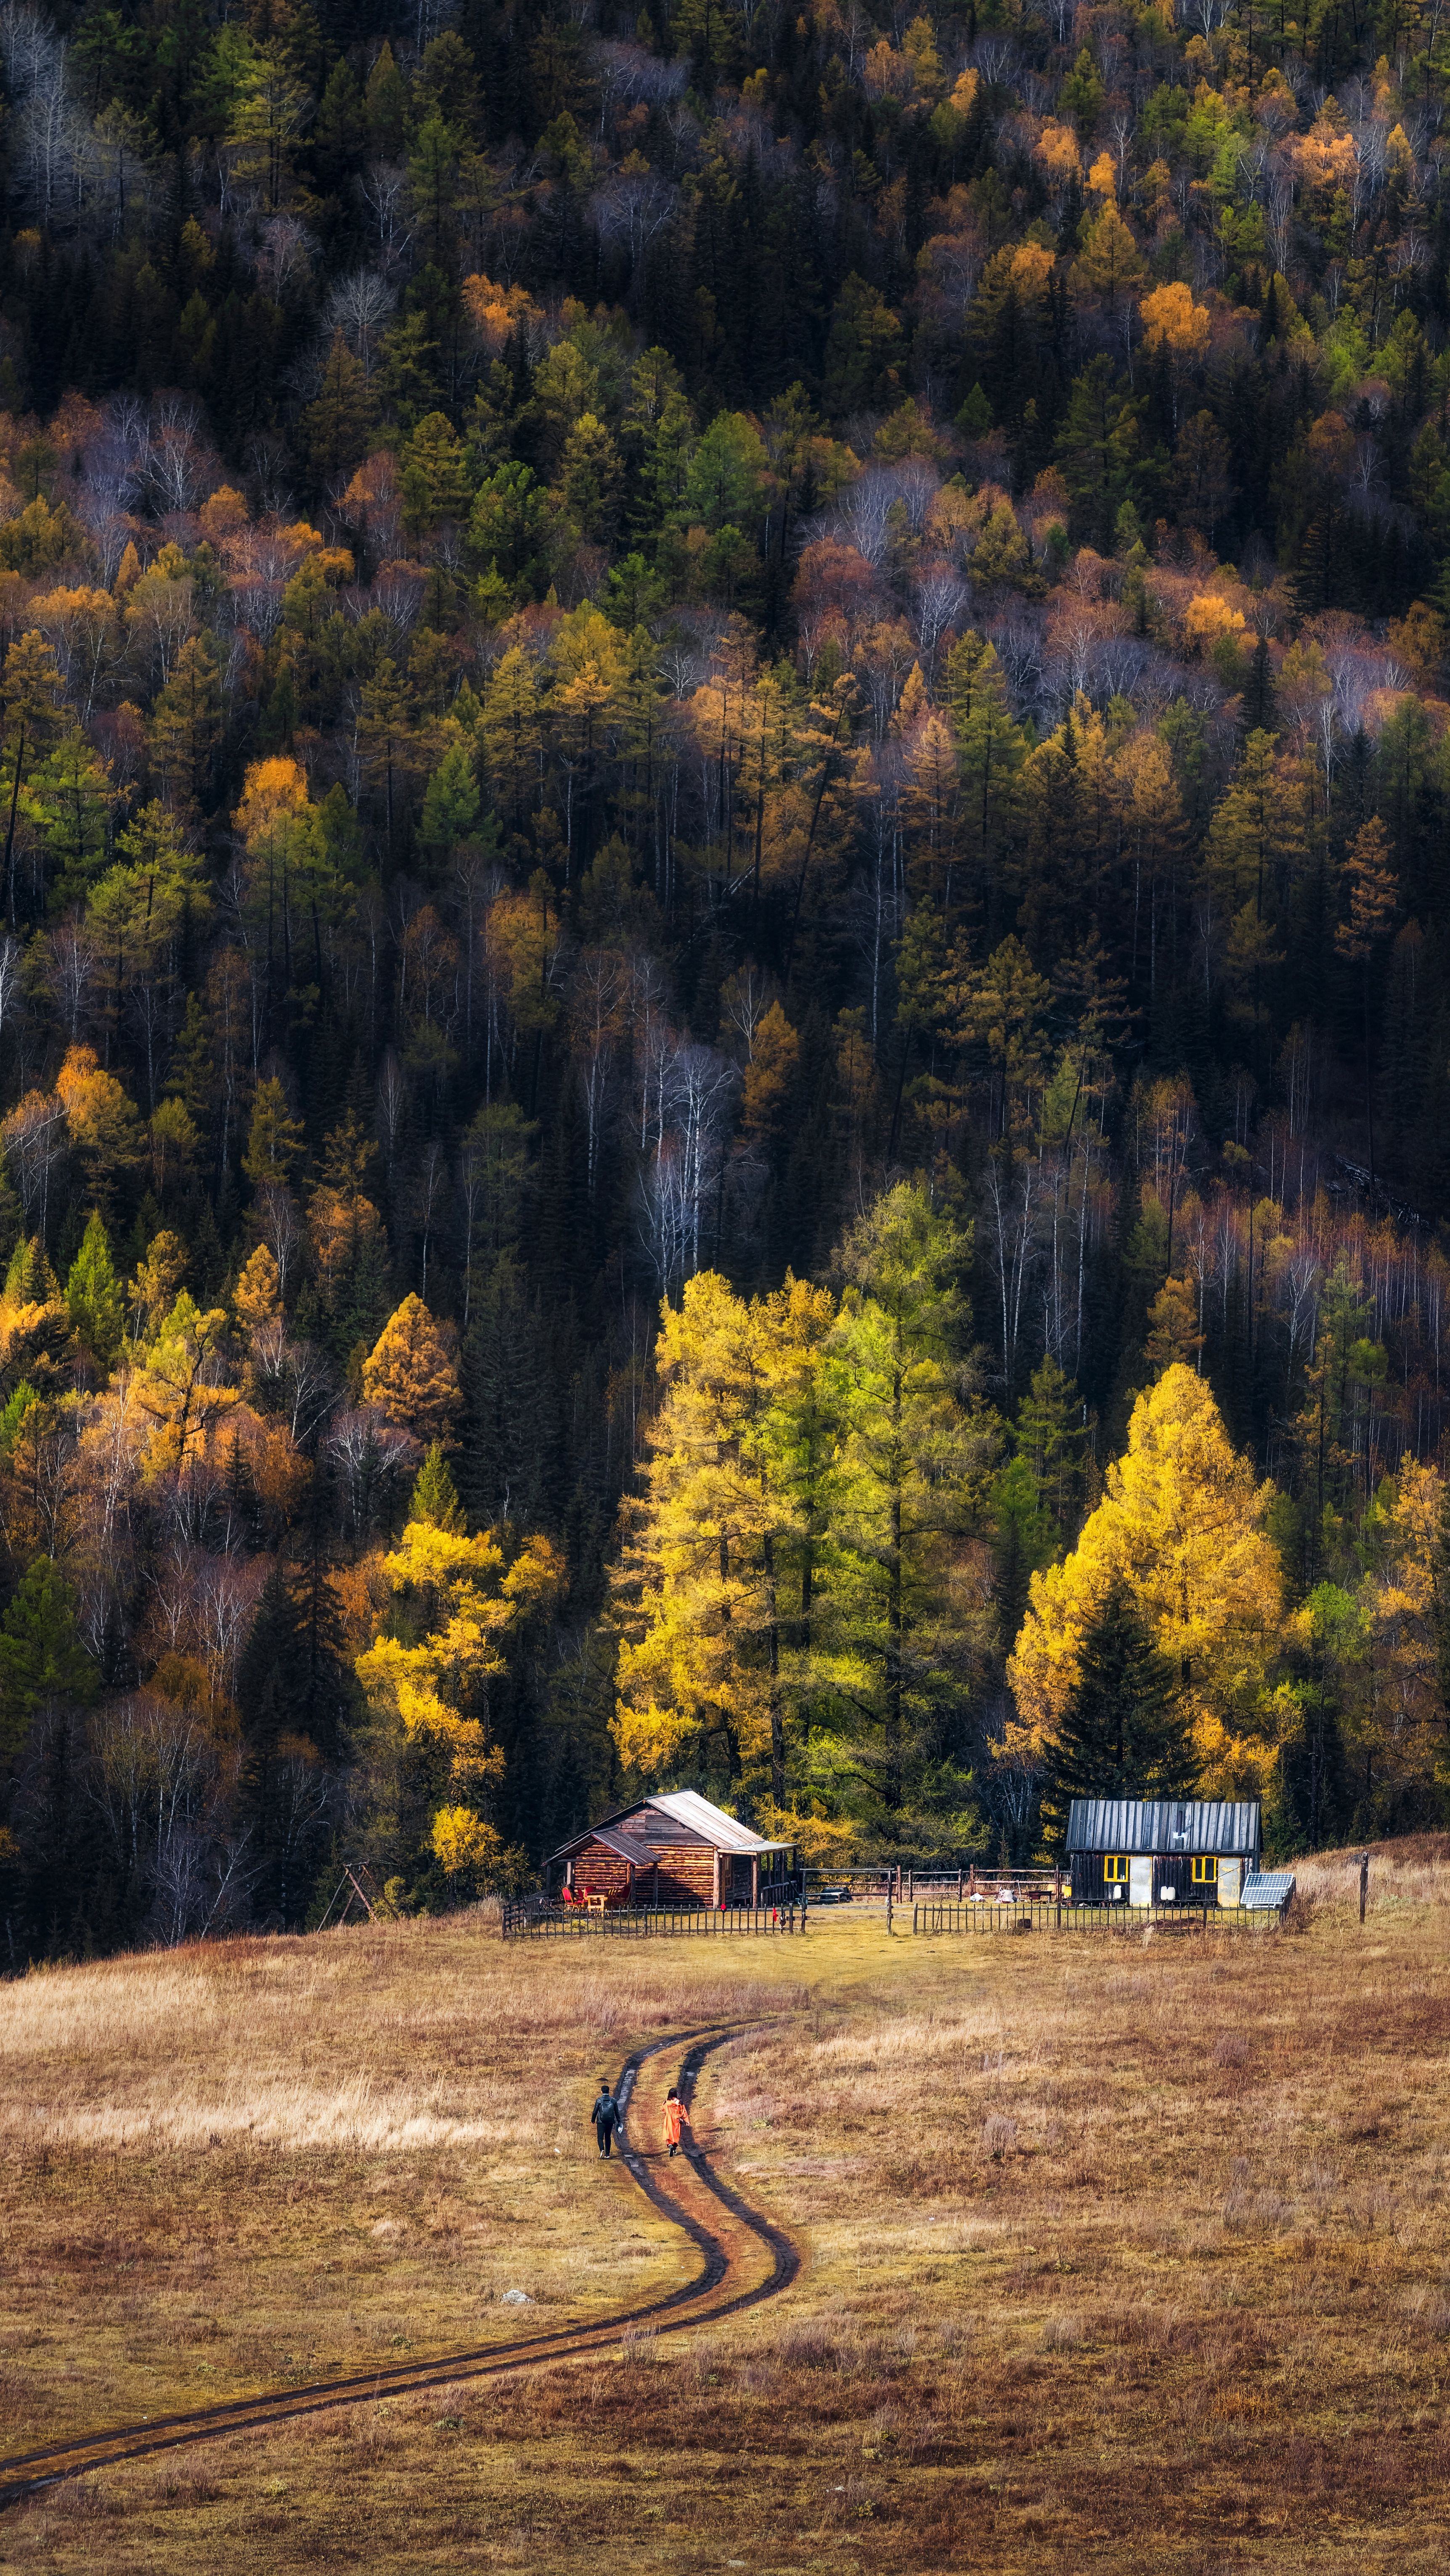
157;2468;222;2505
1224;2188;1295;2237
822;2473;873;2521
48;2475;114;2520
1042;2311;1089;2348
1213;2032;1249;2066
778;2318;852;2372
982;2113;1018;2159
1405;2284;1450;2338
738;2357;780;2395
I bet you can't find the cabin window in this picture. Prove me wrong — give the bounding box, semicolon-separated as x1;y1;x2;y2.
1191;1855;1218;1885
1103;1854;1129;1882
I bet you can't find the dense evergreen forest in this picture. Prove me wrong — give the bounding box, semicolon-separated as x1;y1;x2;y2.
4;0;1450;1961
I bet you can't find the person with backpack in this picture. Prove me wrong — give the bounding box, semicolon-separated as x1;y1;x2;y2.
591;2080;622;2157
663;2086;689;2159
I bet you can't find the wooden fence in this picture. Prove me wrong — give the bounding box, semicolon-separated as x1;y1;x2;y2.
808;1867;1063;1903
500;1899;808;1942
911;1899;1286;1936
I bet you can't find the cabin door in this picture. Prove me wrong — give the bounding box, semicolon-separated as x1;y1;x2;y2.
1128;1857;1154;1908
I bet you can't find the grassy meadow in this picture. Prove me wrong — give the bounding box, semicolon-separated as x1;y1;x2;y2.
1;1847;1448;2573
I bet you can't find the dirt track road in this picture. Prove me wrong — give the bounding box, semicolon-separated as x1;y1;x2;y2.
0;2020;799;2508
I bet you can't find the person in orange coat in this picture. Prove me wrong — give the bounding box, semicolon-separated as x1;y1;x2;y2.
663;2086;689;2158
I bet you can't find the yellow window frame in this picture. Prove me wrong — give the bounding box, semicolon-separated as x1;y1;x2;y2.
1191;1855;1218;1884
1103;1854;1129;1882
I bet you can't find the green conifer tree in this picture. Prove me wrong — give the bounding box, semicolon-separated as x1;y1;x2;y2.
302;332;378;481
66;1210;125;1368
0;1557;97;1760
818;1182;1000;1823
4;1235;58;1305
418;740;481;857
1014;1354;1087;1541
1040;1577;1199;1847
242;1077;304;1192
411;1442;466;1532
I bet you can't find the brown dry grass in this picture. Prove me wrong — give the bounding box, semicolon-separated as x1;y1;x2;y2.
1;1853;1448;2573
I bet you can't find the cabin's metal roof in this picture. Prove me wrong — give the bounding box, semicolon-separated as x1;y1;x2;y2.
549;1790;793;1865
645;1790;791;1852
1240;1870;1296;1912
1066;1798;1261;1856
573;1826;659;1865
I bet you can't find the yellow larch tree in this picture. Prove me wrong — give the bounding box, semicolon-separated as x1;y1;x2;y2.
1008;1364;1286;1792
362;1293;462;1445
611;1269;836;1802
129;1288;239;1483
1139;281;1212;361
233;1243;283;1349
356;1459;564;1884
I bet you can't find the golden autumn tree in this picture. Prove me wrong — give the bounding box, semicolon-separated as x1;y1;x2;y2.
1008;1364;1286;1792
740;1000;801;1143
129;1290;239;1483
355;1445;563;1891
1143;1274;1203;1374
1139;281;1211;361
235;755;346;987
362;1293;462;1445
611;1269;837;1804
0;1233;71;1401
233;1243;283;1348
56;1046;144;1219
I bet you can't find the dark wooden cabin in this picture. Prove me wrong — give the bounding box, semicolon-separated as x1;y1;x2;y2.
548;1792;795;1908
1066;1799;1262;1908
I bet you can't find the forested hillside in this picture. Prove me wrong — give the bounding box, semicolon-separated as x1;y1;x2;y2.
3;0;1450;1960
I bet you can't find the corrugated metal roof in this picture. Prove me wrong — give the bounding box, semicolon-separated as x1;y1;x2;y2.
575;1826;659;1865
548;1791;792;1865
644;1790;790;1852
1066;1798;1261;1856
1240;1870;1296;1911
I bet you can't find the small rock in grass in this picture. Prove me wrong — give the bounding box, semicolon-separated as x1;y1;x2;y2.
501;2288;532;2305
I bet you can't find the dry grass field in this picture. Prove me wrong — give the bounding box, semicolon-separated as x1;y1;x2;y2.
1;1843;1449;2574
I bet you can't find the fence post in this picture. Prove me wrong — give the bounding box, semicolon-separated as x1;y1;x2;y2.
1359;1849;1369;1924
886;1879;893;1934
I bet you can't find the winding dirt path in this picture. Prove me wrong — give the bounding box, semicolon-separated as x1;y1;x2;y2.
0;2021;800;2507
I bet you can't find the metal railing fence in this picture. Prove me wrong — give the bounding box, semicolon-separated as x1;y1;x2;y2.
911;1899;1287;1936
501;1898;807;1941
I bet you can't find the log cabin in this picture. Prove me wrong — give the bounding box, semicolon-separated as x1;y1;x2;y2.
548;1792;796;1909
1066;1798;1265;1908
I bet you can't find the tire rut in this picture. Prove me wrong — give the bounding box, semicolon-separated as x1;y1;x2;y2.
0;2019;799;2507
